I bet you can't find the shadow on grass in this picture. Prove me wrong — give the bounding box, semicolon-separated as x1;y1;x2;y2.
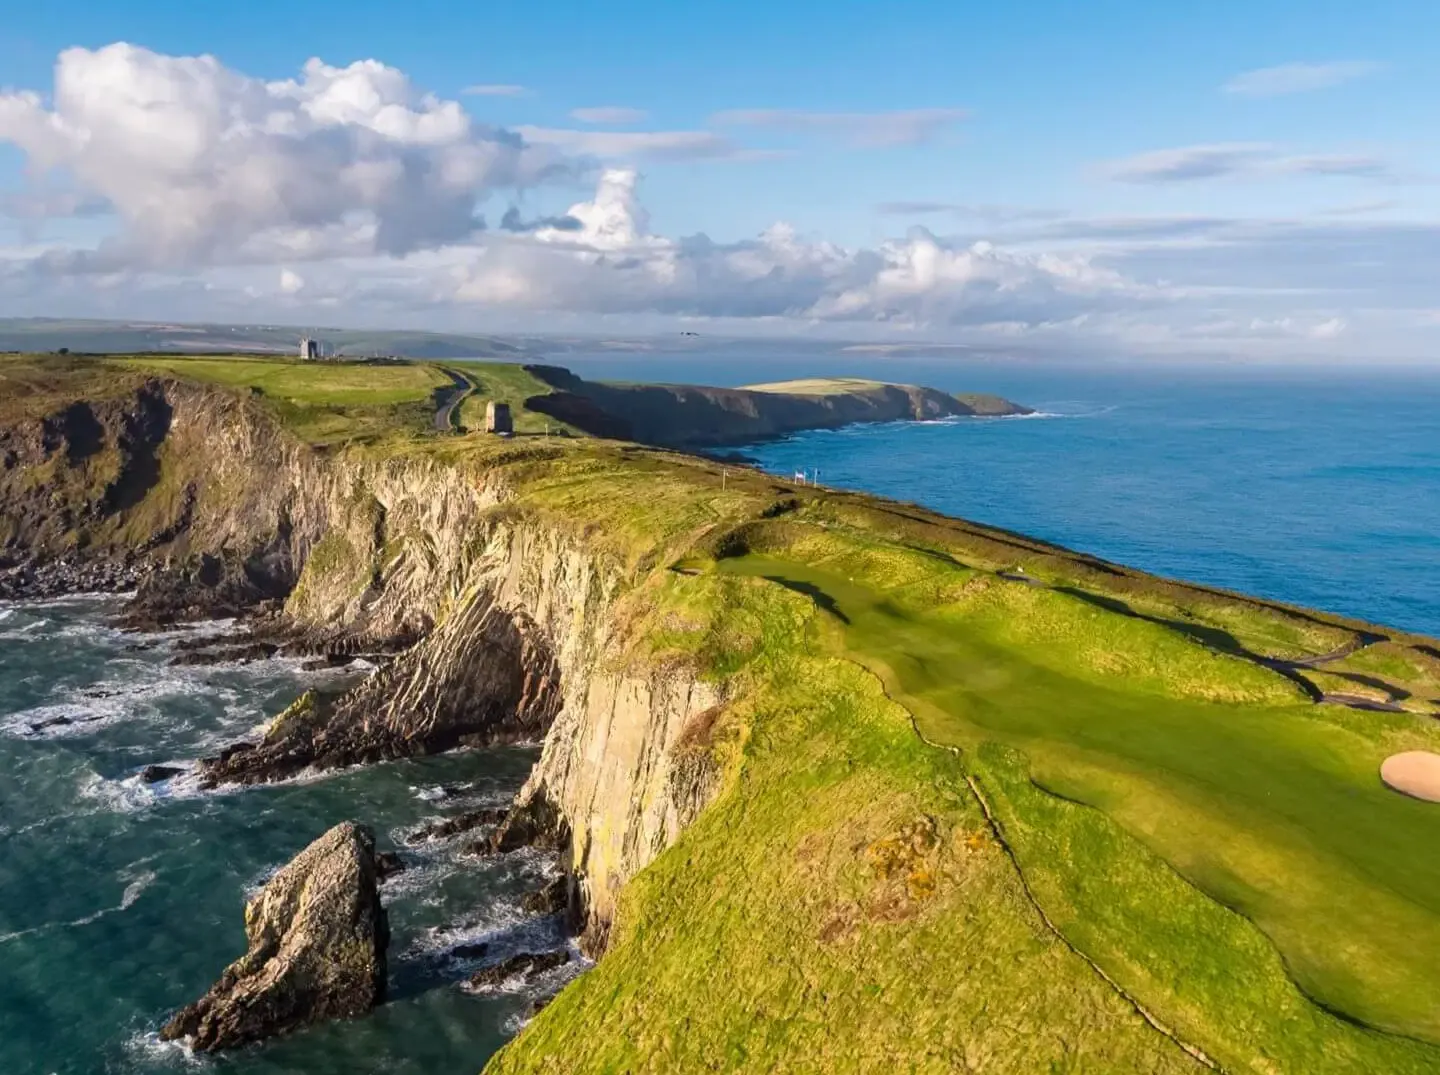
760;575;851;625
1055;586;1325;703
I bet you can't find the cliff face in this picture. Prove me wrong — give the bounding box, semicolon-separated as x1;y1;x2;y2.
0;378;724;944
523;366;1030;448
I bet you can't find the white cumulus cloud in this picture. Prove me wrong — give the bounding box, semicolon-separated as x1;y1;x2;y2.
0;44;563;266
448;170;1151;327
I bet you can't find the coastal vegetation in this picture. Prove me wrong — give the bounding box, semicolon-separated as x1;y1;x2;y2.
2;353;1438;1073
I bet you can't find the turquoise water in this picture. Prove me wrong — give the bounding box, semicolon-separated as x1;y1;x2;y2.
0;597;574;1075
561;355;1440;637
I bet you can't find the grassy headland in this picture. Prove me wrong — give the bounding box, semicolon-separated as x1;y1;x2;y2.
5;353;1439;1073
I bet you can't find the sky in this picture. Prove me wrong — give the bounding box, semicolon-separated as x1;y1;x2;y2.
1;0;1438;361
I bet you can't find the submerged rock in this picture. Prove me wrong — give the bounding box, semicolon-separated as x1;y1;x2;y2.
404;807;508;844
467;949;569;990
138;764;183;784
159;821;389;1052
167;641;279;667
374;851;407;882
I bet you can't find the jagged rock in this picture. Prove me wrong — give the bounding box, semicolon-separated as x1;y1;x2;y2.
199;595;562;786
466;949;569;990
452;941;490;960
375;851;407;882
168;641;279;667
520;876;571;917
301;654;355;671
159;821;389;1052
404;807;508;845
139;764;183;784
488;794;570;855
120;549;295;630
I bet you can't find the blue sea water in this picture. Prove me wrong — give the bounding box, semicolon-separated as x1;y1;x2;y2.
558;354;1440;638
0;598;576;1075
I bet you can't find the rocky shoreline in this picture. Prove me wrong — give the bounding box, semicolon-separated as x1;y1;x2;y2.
0;555;152;601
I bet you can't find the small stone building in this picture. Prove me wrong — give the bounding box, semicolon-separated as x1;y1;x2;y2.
485;401;514;435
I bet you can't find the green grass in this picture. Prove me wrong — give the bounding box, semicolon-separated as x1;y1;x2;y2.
740;376;889;394
11;355;1440;1073
491;579;1203;1075
708;551;1440;1060
465;436;1440;1072
452;361;578;435
110;354;452;443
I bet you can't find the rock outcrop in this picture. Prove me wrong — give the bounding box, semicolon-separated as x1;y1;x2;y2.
159;822;389;1052
5;376;732;951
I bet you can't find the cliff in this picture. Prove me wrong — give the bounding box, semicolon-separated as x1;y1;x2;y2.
5;357;1440;1075
522;366;1031;447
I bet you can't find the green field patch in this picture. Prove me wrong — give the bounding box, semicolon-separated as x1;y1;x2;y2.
109;355;450;442
712;553;1440;1057
452;361;577;435
491;604;1201;1074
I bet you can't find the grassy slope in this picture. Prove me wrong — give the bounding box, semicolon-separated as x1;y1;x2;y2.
9;356;1440;1072
474;444;1440;1074
107;354;453;443
451;362;580;435
742;377;1024;416
742;377;890;394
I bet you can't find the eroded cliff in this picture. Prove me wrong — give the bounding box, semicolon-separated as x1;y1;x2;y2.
0;375;730;944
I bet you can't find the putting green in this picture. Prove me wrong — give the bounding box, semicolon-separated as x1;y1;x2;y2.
716;554;1440;1046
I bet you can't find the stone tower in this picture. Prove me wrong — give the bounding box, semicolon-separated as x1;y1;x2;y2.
485;401;514;434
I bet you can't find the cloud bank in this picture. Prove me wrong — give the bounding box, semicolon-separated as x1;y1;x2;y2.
0;44;562;266
0;44;1430;360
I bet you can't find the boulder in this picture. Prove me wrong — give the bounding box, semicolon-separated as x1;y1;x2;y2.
159;821;389;1052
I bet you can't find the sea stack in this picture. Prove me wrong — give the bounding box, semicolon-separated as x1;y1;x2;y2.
160;822;389;1052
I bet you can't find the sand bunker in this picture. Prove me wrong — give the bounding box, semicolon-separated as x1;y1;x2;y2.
1380;752;1440;803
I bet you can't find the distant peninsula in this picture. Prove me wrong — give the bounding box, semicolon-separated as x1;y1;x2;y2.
522;367;1032;448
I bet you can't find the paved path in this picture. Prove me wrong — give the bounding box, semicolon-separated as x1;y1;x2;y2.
433;368;473;432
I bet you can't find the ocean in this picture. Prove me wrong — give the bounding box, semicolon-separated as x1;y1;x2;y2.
560;354;1440;638
0;598;577;1075
2;355;1437;1073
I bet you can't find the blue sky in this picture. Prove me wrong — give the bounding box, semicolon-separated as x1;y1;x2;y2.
1;0;1437;359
